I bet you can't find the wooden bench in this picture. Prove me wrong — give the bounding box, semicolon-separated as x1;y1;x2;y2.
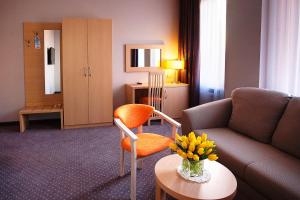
19;105;63;133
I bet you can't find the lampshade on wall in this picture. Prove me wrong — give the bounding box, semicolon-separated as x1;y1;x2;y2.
165;60;184;70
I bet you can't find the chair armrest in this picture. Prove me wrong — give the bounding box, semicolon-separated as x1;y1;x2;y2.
114;118;138;141
153;110;181;128
153;110;181;139
182;98;232;135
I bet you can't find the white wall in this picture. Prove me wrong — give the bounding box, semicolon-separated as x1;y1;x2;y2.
0;0;179;122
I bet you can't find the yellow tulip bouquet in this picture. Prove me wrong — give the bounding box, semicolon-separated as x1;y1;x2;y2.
169;131;218;177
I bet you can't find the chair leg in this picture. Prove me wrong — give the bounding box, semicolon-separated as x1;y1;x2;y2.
120;148;125;177
160;119;164;125
147;119;151;126
137;160;143;170
131;152;137;200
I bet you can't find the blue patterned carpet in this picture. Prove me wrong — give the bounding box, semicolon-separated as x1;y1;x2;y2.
0;120;175;200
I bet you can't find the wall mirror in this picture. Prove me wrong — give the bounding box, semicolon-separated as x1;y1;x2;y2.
125;44;163;72
44;30;61;95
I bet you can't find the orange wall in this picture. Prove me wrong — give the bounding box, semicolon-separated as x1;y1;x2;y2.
0;0;179;122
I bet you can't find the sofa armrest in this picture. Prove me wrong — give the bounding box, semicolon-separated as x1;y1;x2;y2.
182;98;232;135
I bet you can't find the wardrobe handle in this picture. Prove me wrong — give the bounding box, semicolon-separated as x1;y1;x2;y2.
84;67;87;77
88;67;91;77
164;89;167;99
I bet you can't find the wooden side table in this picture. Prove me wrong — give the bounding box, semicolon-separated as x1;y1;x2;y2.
155;154;237;200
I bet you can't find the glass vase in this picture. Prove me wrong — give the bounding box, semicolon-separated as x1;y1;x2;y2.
181;158;204;177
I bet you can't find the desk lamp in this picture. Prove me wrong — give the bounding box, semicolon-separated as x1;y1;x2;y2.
165;60;184;83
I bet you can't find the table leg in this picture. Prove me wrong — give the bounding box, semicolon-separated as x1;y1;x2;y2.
60;111;64;130
156;182;166;200
19;114;26;133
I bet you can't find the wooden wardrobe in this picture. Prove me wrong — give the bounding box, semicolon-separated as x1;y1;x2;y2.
62;18;112;128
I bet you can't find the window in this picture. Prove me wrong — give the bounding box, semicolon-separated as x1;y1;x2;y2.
199;0;227;104
260;0;300;96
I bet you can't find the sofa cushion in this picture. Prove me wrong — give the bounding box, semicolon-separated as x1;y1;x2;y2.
237;178;268;200
245;153;300;200
272;97;300;158
228;87;290;143
194;128;283;178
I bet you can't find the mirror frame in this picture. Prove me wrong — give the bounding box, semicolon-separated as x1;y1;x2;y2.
125;44;164;72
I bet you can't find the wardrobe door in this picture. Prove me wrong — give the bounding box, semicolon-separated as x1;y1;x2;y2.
63;19;89;126
87;19;113;123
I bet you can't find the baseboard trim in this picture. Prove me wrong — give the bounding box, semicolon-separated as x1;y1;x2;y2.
64;122;113;129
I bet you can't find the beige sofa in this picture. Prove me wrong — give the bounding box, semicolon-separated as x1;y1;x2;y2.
182;87;300;200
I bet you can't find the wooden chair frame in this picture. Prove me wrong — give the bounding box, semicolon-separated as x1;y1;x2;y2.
147;71;165;125
114;109;181;200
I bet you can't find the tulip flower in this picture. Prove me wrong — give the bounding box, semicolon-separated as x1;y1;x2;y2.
200;141;208;148
206;148;213;155
188;142;195;152
201;133;207;141
187;151;193;158
181;141;188;149
193;154;199;161
181;135;187;142
175;133;181;142
181;152;187;159
177;149;183;155
188;132;196;142
197;147;204;155
169;143;177;151
208;154;218;161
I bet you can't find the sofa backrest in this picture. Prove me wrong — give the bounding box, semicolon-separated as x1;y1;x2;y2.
228;87;290;143
272;97;300;158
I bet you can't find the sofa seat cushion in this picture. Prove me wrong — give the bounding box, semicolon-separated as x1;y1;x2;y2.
245;153;300;200
272;97;300;158
228;87;290;143
195;128;286;178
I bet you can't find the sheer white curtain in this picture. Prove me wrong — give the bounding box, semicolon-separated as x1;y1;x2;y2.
260;0;300;96
199;0;226;104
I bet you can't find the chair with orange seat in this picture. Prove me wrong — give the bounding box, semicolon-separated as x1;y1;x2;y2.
114;104;181;200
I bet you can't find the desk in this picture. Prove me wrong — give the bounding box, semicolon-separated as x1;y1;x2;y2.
125;83;189;118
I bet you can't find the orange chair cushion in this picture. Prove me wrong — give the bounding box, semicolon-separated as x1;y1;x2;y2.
114;104;154;129
121;133;173;157
140;96;162;105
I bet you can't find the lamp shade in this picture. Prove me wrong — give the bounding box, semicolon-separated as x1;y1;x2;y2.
166;60;184;70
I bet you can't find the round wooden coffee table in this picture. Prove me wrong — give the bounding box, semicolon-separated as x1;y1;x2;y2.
155;154;237;200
